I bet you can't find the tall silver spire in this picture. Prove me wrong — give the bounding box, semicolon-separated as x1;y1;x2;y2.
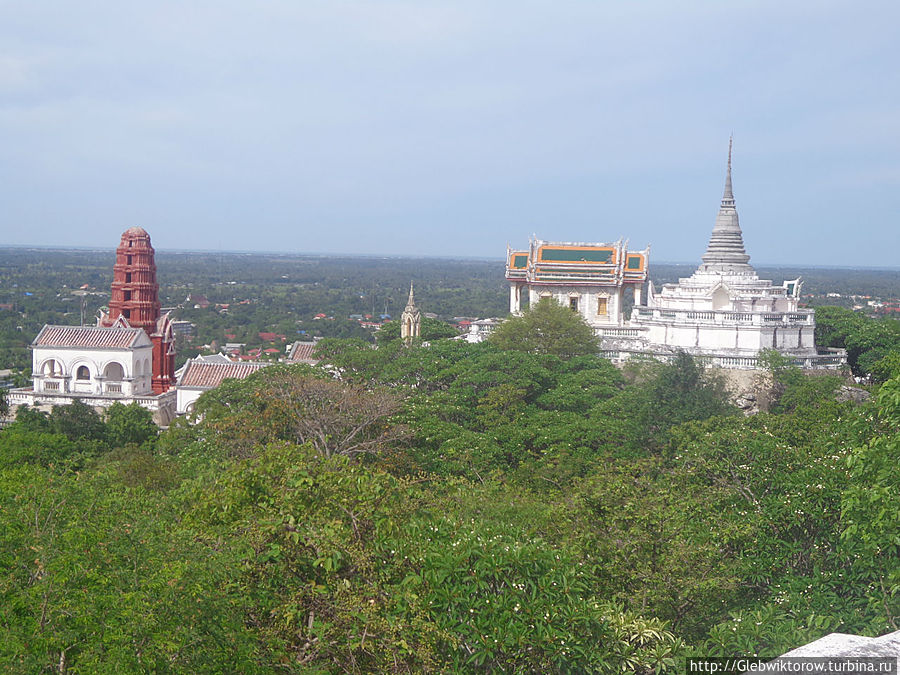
699;137;752;272
722;136;734;204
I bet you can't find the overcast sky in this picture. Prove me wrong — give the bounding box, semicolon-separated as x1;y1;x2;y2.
1;1;898;267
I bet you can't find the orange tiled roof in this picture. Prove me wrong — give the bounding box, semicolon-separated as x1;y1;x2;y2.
33;325;145;349
177;360;268;389
288;341;319;362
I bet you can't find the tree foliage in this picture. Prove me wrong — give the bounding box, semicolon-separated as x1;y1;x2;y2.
194;364;406;459
106;402;158;447
2;323;898;670
47;399;107;442
489;298;600;359
814;305;900;377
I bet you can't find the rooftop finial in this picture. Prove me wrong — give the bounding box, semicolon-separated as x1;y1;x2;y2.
407;281;415;306
723;135;734;203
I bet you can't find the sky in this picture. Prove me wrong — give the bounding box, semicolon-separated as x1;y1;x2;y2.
1;1;898;267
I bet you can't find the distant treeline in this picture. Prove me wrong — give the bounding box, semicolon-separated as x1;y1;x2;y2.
0;248;898;372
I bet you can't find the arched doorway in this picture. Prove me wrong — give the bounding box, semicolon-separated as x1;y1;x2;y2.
712;286;730;311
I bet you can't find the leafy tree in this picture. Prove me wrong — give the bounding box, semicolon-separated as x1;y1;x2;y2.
48;399;107;442
0;427;81;468
870;349;900;384
814;306;866;350
847;319;900;377
839;377;900;633
758;348;842;413
704;606;843;657
312;336;372;361
187;441;685;673
535;356;624;413
106;402;158;447
0;462;260;672
647;352;732;429
814;305;900;376
598;352;736;453
195;365;405;459
13;404;50;432
575;455;754;638
489;298;600;359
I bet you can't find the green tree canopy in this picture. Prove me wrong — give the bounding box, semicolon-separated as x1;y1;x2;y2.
14;404;50;432
48;399;107;442
814;305;900;376
106;402;158;448
488;298;600;359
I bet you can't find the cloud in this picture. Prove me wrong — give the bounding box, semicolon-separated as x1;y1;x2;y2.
0;1;898;265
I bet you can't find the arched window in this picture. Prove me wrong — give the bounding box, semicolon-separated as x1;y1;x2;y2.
104;362;124;380
42;359;61;376
76;365;90;380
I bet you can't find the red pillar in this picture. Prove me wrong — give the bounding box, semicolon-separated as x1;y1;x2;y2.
151;323;176;394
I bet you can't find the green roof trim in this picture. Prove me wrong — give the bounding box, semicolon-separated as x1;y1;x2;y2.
540;248;613;263
626;255;642;270
512;254;528;269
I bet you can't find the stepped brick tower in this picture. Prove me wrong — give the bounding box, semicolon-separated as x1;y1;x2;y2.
108;227;161;333
102;227;176;393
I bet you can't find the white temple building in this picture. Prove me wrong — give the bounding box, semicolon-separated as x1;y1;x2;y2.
507;141;846;370
505;240;650;328
27;324;154;398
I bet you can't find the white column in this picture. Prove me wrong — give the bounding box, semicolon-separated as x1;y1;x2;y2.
634;285;642;306
617;287;625;326
509;284;520;314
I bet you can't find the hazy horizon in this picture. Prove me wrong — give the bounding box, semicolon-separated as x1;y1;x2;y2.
3;243;899;274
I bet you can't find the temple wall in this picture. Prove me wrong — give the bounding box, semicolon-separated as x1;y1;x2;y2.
638;322;821;357
7;389;176;427
528;285;624;327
